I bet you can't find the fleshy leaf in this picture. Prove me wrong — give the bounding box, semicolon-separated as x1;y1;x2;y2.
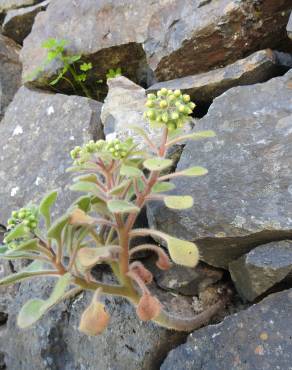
4;223;30;243
17;273;71;328
120;165;143;178
0;261;48;287
47;214;69;241
143;158;172;171
180;166;208;177
167;237;199;267
164;195;193;209
70;181;101;196
107;200;139;214
185;130;216;140
69;208;95;226
10;239;40;252
108;180;131;196
72;195;92;212
152;182;176;193
77;246;120;268
73;174;99;183
39;190;58;228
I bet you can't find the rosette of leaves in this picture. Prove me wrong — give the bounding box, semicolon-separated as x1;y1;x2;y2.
0;89;224;335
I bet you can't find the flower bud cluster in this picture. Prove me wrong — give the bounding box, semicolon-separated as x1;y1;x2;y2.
144;88;196;131
70;140;105;165
70;138;134;165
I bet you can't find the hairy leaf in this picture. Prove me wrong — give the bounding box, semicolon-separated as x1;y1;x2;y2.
0;261;48;287
47;214;69;241
180;166;208;177
120;165;143;178
143;158;172;171
39;190;58;228
167;237;199;267
4;223;30;243
107;200;139;214
152;182;176;193
164;195;193;209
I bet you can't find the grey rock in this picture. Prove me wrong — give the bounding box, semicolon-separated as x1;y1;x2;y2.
20;0;292;86
2;0;50;45
161;289;292;370
0;86;103;225
0;34;22;120
156;262;223;296
229;240;292;302
101;76;162;150
148;49;292;113
287;11;292;39
148;70;292;268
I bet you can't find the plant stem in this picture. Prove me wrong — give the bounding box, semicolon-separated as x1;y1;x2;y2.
68;65;92;99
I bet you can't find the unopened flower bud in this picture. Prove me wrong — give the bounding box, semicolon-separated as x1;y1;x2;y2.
174;89;181;97
183;94;190;102
147;93;156;100
136;292;162;321
79;290;110;336
159;100;168;109
130;262;153;284
162;113;169;123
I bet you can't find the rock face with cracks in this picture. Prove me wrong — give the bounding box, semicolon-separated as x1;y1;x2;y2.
148;70;292;268
0;34;22;120
161;289;292;370
229;240;292;302
20;0;292;86
0;86;103;224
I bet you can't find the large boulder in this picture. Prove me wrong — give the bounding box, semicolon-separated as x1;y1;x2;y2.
229;240;292;301
0;34;22;120
287;11;292;39
2;0;50;45
148;49;292;114
0;86;102;224
161;288;292;370
148;70;292;268
21;0;292;87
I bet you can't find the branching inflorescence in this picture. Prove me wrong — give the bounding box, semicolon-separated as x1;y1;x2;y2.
0;88;222;334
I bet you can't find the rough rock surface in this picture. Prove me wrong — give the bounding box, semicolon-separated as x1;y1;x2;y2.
0;86;103;224
0;34;22;120
155;263;223;296
21;0;292;86
229;240;292;302
2;0;50;45
0;274;189;370
148;49;292;113
148;70;292;268
161;289;292;370
101;76;162;149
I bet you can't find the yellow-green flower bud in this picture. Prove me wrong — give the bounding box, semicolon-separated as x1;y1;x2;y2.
174;89;181;97
171;112;179;120
146;100;154;108
146;110;156;119
162;113;169;123
188;102;196;109
147;93;156;100
159;100;168;109
183;94;190;102
178;104;185;113
160;88;168;95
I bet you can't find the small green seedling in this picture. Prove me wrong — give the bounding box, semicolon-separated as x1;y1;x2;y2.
25;38;122;100
0;89;220;334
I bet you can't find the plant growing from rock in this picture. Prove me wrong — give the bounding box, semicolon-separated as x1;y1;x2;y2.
25;38;121;100
0;88;224;334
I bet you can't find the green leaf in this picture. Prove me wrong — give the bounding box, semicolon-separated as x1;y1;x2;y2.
107;200;139;214
73;174;98;183
180;166;208;177
39;190;58;228
72;195;92;212
164;196;193;209
143;158;172;171
167;237;199;267
17;273;71;328
185;130;216;140
127;178;145;200
0;261;46;287
70;181;101;196
91;198;110;217
108;180;131;196
4;223;30;243
80;62;92;71
47;214;69;241
77;246;113;268
10;239;40;253
120;165;143;178
152;182;176;193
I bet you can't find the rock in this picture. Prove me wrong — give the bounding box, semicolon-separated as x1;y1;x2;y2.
148;70;292;268
287;11;292;39
21;0;292;86
155;262;223;296
0;86;103;225
101;76;161;150
0;34;22;120
2;1;50;45
148;49;292;114
0;274;188;369
161;289;292;370
229;240;292;302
